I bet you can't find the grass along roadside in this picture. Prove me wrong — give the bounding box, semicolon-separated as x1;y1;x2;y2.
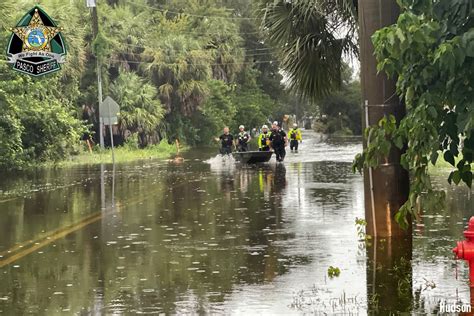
51;141;184;167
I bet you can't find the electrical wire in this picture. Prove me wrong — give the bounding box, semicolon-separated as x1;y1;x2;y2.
113;50;278;60
123;0;260;20
105;58;278;66
117;42;278;54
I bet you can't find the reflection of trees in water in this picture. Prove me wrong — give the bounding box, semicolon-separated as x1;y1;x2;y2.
0;162;307;314
311;162;353;183
130;162;307;313
414;175;473;260
305;162;354;209
0;167;105;252
366;175;472;315
310;188;351;209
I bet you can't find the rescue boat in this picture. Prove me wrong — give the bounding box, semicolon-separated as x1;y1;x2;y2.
232;151;273;164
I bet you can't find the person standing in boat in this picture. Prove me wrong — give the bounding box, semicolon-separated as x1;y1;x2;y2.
236;125;251;152
288;123;302;152
215;127;234;155
258;125;271;151
269;121;288;162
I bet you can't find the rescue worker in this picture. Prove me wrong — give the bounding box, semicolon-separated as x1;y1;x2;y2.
288;123;302;152
236;125;251;152
258;125;271;151
269;121;287;162
215;127;234;155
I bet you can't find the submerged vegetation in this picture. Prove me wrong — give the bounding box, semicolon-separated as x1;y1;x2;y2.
57;140;181;167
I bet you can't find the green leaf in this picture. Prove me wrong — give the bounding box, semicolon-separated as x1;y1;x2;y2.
405;87;414;104
462;171;473;188
394;135;404;149
452;170;461;185
430;151;439;165
463;28;474;57
444;151;455;166
427;106;437;119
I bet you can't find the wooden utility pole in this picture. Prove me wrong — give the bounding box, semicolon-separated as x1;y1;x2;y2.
89;1;104;149
360;6;413;310
358;1;410;237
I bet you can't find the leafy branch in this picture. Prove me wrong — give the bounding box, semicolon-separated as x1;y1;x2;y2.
353;0;473;229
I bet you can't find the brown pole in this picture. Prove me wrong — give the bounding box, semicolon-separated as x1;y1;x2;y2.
359;0;411;237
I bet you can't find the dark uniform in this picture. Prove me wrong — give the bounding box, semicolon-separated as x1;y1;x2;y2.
237;131;250;152
270;129;287;162
219;133;234;155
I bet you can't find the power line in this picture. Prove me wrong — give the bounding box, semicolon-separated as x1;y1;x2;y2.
113;49;278;59
106;58;278;66
123;0;260;21
118;41;278;53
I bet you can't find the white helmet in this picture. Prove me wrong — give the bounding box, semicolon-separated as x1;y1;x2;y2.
262;125;268;129
272;121;278;126
239;125;244;129
293;123;298;127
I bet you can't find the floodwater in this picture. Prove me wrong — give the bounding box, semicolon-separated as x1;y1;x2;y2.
0;131;472;315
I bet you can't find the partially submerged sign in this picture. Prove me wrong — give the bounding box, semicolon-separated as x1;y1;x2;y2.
100;96;120;125
6;6;67;76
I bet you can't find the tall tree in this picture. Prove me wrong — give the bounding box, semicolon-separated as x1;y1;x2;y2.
257;0;358;100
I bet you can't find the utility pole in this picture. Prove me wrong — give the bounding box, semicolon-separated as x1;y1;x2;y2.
89;0;104;149
359;1;410;238
360;5;413;311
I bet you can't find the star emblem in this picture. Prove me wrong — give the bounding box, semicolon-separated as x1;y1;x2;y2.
10;8;62;52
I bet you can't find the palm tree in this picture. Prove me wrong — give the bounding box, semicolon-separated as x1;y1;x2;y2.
110;71;165;146
257;0;358;100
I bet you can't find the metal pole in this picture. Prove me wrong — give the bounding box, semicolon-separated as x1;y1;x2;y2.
100;163;105;210
98;60;104;149
359;0;410;237
365;101;377;238
111;162;115;208
107;102;115;165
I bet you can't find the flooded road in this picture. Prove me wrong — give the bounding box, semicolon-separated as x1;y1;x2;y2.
0;131;472;315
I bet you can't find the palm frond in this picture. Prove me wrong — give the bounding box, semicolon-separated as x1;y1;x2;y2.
257;0;358;100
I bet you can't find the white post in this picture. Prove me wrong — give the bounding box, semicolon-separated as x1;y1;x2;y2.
107;103;115;165
98;60;104;149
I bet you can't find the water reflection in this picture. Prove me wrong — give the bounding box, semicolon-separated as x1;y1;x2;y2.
0;132;471;314
366;237;413;313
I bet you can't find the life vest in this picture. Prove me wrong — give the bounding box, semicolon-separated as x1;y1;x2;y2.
289;128;301;141
258;132;271;148
238;131;249;145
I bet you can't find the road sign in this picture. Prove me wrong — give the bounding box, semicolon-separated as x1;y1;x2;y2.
86;0;96;8
99;96;120;125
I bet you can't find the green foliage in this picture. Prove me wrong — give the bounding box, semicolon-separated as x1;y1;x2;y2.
257;0;358;100
193;80;236;145
327;266;341;278
0;0;288;168
60;138;180;166
353;0;474;228
355;217;368;240
0;67;85;169
315;80;362;135
231;68;275;132
110;71;164;146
